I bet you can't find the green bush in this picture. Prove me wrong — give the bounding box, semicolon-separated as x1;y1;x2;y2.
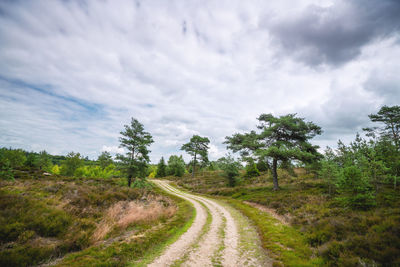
156;157;167;177
0;161;14;180
0;245;54;267
220;155;241;187
60;152;83;176
256;159;269;172
0;148;26;168
335;166;376;210
167;155;186;177
244;160;260;178
319;241;344;263
0;191;71;241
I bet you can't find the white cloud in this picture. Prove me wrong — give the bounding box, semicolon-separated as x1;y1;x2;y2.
0;0;399;162
209;144;225;160
101;145;124;155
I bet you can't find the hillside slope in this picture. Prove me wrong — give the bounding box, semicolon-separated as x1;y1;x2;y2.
0;170;193;267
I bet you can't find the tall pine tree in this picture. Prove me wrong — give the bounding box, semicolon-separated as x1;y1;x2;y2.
117;118;154;187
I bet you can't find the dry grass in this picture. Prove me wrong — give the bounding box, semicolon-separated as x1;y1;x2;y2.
92;199;176;242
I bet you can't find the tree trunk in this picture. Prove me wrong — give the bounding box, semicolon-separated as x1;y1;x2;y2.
272;158;279;190
127;175;132;187
192;153;196;178
328;176;332;195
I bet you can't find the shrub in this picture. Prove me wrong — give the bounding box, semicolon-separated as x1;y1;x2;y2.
60;152;83;176
155;157;167;178
0;148;26;168
220;155;241;187
29;209;71;237
167;155;186;177
51;164;60;175
256;159;269;172
244;159;260;178
0;161;14;180
319;241;344;263
335;166;376;210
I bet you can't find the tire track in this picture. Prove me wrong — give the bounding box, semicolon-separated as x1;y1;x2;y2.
150;180;267;267
148;181;207;267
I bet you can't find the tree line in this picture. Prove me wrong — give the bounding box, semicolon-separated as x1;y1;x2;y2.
1;105;399;209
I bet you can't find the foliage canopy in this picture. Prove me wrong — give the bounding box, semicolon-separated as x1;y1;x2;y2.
117;118;154;187
225;113;322;190
181;135;210;177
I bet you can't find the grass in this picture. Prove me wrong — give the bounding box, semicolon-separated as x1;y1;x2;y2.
59;191;195;266
224;198;322;266
129;194;195;267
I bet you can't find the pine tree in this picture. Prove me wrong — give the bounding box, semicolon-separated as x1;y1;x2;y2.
116;118;154;187
181;135;210;177
156;157;167;177
226;113;322;190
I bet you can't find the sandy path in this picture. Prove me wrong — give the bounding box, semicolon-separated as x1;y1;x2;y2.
182;194;223;266
148;181;207;267
150;180;268;267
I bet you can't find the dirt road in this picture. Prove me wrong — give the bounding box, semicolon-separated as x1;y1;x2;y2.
149;180;271;267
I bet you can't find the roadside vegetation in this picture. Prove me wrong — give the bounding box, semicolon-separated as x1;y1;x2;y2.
1;105;400;266
0;170;185;266
169;167;399;266
164;106;400;266
0;118;194;266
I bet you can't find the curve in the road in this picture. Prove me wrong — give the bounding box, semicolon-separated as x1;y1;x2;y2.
149;180;270;267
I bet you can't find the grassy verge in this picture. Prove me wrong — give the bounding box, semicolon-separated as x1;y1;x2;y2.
131;188;196;266
58;186;195;266
0;172;196;267
0;175;150;267
223;198;323;266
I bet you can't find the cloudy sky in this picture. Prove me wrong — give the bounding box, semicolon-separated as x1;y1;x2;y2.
1;0;399;162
